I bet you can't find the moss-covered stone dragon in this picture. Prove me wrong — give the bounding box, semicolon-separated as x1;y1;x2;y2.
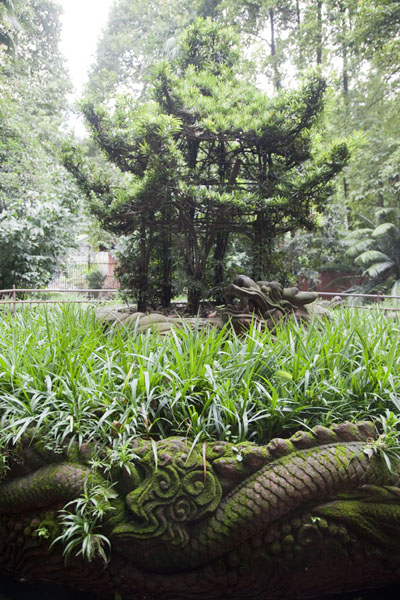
1;421;400;599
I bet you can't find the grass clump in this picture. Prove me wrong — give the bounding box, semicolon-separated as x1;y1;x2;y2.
51;482;117;563
0;304;400;466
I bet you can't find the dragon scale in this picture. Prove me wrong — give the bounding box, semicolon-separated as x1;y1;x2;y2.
1;422;400;599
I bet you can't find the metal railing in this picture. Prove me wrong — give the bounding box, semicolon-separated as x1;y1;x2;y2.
316;291;400;312
1;287;400;315
0;287;123;314
47;262;120;290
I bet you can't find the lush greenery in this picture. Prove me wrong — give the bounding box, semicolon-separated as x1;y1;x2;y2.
1;305;399;470
1;2;400;593
2;306;400;591
0;0;82;290
69;0;400;305
2;0;399;302
64;18;349;311
343;207;400;294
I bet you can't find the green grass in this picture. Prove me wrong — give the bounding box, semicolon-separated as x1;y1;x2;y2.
0;304;400;469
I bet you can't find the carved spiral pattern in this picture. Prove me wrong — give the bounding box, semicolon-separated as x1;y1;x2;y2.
124;443;222;545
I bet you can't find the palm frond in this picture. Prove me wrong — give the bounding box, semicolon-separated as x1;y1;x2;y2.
364;261;394;278
343;228;374;240
344;239;374;258
355;250;391;266
375;207;398;223
354;213;375;228
372;222;398;239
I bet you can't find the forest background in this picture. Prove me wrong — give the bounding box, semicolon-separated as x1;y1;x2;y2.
1;0;399;312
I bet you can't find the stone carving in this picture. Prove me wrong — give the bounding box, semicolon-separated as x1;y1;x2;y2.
1;421;400;598
95;307;176;333
94;275;322;334
223;274;319;332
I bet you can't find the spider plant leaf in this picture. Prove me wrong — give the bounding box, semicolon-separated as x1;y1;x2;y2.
382;451;392;473
150;438;158;472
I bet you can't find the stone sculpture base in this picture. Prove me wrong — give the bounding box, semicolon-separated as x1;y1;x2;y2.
1;422;400;599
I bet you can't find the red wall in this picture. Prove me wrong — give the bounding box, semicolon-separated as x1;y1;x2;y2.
300;271;364;293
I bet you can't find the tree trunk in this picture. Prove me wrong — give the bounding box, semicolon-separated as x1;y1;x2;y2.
338;3;350;216
136;217;150;312
181;199;222;313
252;213;274;280
136;289;148;313
339;2;349;102
187;275;202;314
296;0;303;69
343;176;348;200
160;209;173;308
343;43;349;99
213;230;229;304
269;9;281;92
316;1;323;65
160;239;172;308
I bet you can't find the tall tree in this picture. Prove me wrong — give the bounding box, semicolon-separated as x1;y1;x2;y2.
0;0;81;289
69;18;349;312
353;0;400;76
87;0;197;101
84;0;400;294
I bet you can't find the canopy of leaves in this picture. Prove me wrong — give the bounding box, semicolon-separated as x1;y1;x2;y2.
66;18;349;309
0;0;82;290
353;0;400;75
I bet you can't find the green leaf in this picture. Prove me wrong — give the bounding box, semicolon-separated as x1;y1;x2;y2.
391;280;400;297
364;261;394;277
372;223;398;238
355;250;391;266
375;207;398;222
275;370;293;381
343;228;374;240
344;239;373;258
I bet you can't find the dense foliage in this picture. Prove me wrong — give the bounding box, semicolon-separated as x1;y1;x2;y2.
80;0;400;300
1;2;400;590
2;305;400;586
0;0;82;290
65;18;349;311
1;0;400;298
343;207;400;294
0;306;399;465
